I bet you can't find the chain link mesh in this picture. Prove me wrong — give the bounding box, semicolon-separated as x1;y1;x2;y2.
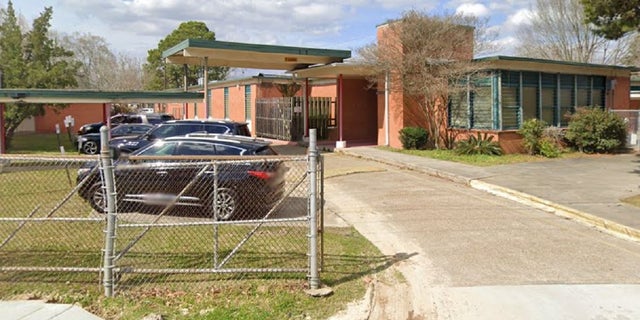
0;155;104;285
1;153;318;295
611;110;640;149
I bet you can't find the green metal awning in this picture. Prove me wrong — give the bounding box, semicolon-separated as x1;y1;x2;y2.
163;39;351;71
0;89;203;104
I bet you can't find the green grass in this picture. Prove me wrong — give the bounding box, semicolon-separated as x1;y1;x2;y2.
0;157;386;319
379;146;585;166
8;133;77;154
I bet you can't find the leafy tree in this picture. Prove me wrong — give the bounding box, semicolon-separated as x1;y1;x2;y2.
0;1;80;148
582;0;640;40
143;21;229;90
358;10;493;149
516;0;636;64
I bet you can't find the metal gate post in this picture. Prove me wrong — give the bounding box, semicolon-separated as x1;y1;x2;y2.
100;126;117;297
308;129;320;289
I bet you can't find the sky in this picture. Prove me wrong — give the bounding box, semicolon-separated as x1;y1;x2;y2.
11;0;536;69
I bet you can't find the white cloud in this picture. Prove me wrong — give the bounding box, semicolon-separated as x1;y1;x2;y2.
506;8;534;27
455;3;490;17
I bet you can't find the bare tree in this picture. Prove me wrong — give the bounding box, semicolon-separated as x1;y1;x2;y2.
358;10;491;149
516;0;637;64
57;32;144;90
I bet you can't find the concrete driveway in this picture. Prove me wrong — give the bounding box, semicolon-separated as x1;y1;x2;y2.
323;152;640;319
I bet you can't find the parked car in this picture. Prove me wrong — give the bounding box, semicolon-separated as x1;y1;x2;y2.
77;124;154;155
109;119;252;155
77;134;284;220
76;113;175;135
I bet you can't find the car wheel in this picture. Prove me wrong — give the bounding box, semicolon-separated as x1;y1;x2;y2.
211;188;238;220
82;141;99;155
87;182;107;213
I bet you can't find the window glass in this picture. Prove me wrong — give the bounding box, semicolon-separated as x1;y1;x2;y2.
448;90;469;128
137;141;177;156
215;145;244;155
204;125;231;134
256;146;277;155
473;86;493;129
176;142;216;155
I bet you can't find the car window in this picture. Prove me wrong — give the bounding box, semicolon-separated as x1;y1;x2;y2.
176;142;216;155
131;125;152;134
255;146;277;155
236;124;251;136
111;126;128;135
215;144;245;155
126;115;143;124
136;141;177;156
204;124;231;134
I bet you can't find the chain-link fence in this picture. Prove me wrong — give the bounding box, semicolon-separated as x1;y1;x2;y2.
0;131;323;296
611;110;640;150
0;156;105;285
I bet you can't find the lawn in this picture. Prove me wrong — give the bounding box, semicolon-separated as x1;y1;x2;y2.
8;132;78;154
379;146;586;166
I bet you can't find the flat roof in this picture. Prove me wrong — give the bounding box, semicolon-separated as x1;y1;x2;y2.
289;63;375;79
162;39;351;71
0;89;203;104
476;55;639;77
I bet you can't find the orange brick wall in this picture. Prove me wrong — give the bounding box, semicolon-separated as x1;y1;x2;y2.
609;76;631;110
37;103;106;133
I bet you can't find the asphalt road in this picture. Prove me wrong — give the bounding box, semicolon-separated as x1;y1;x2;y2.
323;153;640;320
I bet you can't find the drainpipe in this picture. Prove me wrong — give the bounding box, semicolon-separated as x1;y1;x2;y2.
336;74;346;148
304;78;310;138
384;72;390;146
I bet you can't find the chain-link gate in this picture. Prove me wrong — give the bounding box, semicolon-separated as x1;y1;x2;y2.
611;110;640;150
0;129;323;297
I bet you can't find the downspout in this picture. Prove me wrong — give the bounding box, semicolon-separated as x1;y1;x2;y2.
304;78;309;138
0;103;5;154
384;72;389;146
336;74;346;148
204;57;210;119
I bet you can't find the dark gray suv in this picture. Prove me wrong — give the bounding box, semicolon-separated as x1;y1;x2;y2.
109;119;251;154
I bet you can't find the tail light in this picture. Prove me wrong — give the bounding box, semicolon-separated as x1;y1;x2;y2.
248;170;275;180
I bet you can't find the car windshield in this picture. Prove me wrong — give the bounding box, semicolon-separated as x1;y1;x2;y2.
135;141;177;156
148;124;200;139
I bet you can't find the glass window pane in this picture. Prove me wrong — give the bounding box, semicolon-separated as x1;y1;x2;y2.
473;86;493;129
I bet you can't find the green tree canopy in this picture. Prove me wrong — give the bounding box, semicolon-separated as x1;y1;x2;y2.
582;0;640;39
143;21;229;90
0;0;80;148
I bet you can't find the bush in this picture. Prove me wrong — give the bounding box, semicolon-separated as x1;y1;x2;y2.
399;127;428;150
565;107;627;153
518;119;547;155
455;132;503;156
538;137;561;158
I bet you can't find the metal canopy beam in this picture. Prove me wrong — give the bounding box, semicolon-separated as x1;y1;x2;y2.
163;39;351;71
0;89;203;104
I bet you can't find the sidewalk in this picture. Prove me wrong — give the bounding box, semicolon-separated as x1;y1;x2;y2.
337;146;640;242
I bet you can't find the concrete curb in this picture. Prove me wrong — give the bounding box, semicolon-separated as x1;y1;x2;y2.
470;180;640;243
336;149;640;243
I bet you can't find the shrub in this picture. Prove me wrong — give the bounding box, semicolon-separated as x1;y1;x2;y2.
518;119;547;155
399;127;428;150
538;137;561;158
455;132;503;156
565;107;627;153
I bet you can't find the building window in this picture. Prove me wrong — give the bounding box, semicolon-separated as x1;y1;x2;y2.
244;85;251;122
224;87;229;119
